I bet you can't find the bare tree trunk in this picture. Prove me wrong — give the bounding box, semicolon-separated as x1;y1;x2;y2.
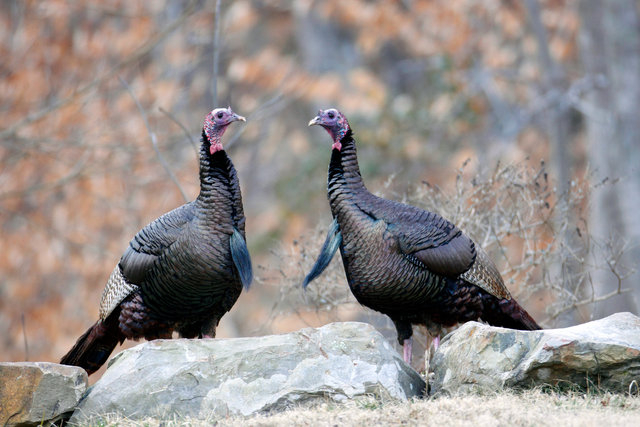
524;0;572;196
524;0;581;325
578;0;640;317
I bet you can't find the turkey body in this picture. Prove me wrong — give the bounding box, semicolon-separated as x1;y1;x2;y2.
124;148;247;328
305;115;539;362
61;110;252;375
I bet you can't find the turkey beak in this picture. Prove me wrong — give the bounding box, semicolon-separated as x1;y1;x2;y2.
308;116;321;127
232;113;246;123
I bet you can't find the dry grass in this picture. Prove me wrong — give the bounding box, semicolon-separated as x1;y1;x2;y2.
80;389;640;426
403;160;635;325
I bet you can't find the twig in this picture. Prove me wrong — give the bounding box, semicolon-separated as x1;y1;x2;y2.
0;0;197;141
524;0;563;84
119;77;189;203
0;151;90;200
21;313;29;361
225;92;286;150
158;107;199;156
544;287;633;323
212;0;222;106
231;61;298;132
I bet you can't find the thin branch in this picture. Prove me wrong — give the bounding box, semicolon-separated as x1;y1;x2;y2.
544;287;633;323
21;313;29;362
119;77;189;203
227;60;300;151
0;0;197;141
159;107;199;156
225;92;286;150
212;0;222;106
0;152;90;200
524;0;563;84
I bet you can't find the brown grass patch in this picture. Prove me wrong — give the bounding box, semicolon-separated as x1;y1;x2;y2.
83;389;640;426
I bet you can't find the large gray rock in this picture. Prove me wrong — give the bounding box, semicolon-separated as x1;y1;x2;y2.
70;322;424;424
0;362;87;426
430;312;640;395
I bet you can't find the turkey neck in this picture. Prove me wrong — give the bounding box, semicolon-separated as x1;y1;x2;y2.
327;131;373;213
195;134;240;226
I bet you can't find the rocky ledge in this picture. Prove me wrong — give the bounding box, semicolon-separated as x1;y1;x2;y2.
430;312;640;395
2;313;639;425
69;321;425;424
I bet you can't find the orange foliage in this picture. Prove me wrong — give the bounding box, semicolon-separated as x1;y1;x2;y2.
0;0;583;375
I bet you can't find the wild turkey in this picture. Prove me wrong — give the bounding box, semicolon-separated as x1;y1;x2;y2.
60;107;252;375
304;108;540;363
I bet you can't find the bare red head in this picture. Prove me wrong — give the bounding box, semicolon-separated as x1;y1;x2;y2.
308;108;350;151
203;107;246;154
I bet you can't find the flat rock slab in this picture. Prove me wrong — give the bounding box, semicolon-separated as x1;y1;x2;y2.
70;321;425;424
0;362;87;426
430;312;640;395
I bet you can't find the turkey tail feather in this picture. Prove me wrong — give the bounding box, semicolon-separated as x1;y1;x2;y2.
230;228;253;290
482;297;541;331
507;299;542;330
60;315;123;375
303;218;342;288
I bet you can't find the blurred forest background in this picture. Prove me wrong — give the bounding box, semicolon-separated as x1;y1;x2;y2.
1;0;639;375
